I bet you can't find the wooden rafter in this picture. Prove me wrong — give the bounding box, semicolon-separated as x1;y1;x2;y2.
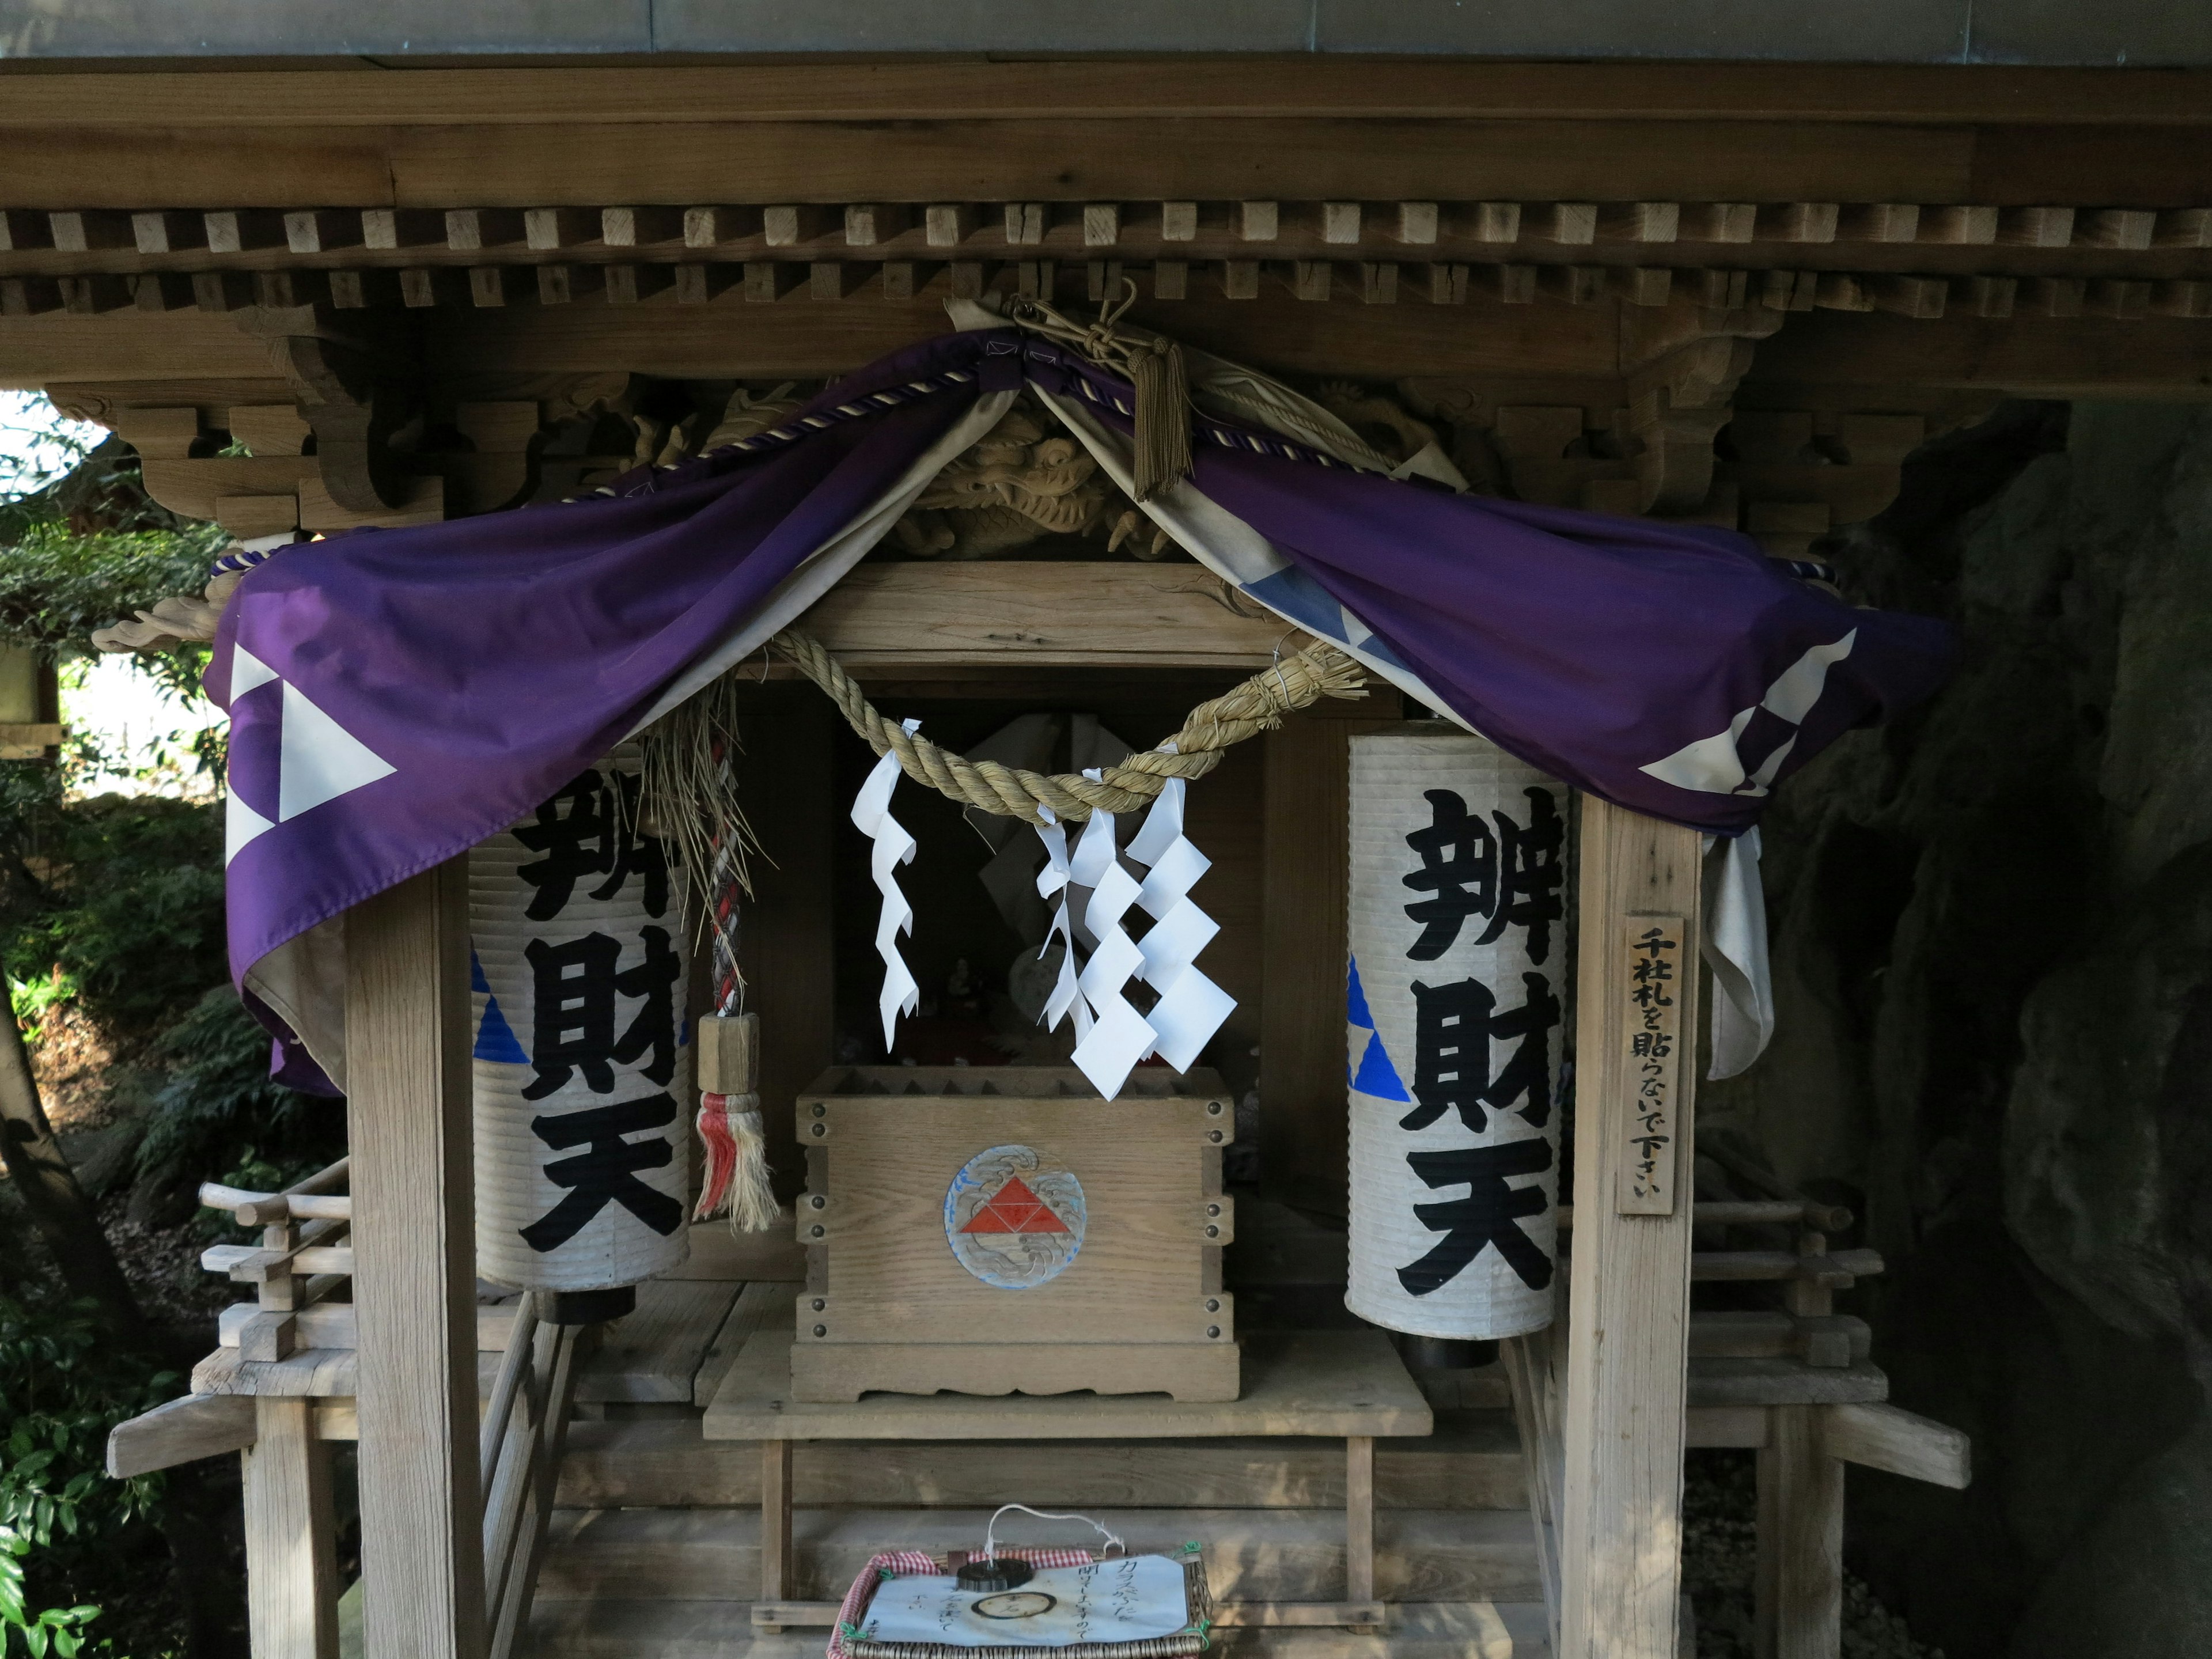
5;63;2212;128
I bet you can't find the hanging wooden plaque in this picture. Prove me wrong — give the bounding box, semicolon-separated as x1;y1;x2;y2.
1615;914;1685;1215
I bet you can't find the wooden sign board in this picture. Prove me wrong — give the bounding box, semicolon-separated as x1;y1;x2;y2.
1615;914;1685;1215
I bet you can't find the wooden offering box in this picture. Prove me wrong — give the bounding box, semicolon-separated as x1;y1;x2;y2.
793;1065;1238;1403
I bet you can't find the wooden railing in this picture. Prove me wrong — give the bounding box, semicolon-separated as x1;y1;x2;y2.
105;1165;584;1659
1506;1189;1969;1659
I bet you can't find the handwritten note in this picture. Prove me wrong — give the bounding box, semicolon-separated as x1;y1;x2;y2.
1616;915;1684;1215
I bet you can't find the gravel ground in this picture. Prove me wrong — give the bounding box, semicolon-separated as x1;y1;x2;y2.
1684;1450;1945;1659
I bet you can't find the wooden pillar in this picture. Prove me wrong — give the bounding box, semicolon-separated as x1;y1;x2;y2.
1258;696;1397;1213
735;692;836;1203
1344;1434;1376;1606
243;1397;339;1659
347;861;486;1659
1556;797;1701;1659
760;1437;794;1626
1756;1406;1844;1659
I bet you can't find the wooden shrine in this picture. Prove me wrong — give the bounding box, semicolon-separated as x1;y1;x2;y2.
5;52;2201;1659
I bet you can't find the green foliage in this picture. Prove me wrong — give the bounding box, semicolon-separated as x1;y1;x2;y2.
3;973;75;1048
0;1293;175;1657
1;796;225;1037
0;403;228;699
137;987;336;1190
0;524;220;704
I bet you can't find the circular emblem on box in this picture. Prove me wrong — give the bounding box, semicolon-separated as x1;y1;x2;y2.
944;1144;1085;1289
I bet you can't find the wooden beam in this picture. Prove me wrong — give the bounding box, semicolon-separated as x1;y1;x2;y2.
418;289;1622;383
243;1397;340;1659
107;1392;259;1478
0;121;1979;210
795;562;1294;668
347;862;484;1659
1820;1402;1970;1489
7;66;2212;128
1748;308;2212;396
1557;798;1700;1659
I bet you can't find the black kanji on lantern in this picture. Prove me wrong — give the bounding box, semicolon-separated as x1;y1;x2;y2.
518;1091;684;1251
1401;786;1565;963
522;927;681;1100
1396;1137;1555;1296
514;768;669;922
610;927;682;1085
1398;971;1562;1134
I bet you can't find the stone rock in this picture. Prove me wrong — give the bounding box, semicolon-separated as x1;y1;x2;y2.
2011;1419;2212;1658
1706;402;2212;1656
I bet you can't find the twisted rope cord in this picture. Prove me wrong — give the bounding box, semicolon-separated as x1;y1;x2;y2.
769;626;1366;823
706;733;743;1016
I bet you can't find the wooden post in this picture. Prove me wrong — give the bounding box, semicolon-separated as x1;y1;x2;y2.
760;1438;795;1627
1756;1406;1844;1659
347;861;486;1659
736;694;837;1202
1556;797;1701;1659
1258;696;1397;1213
1344;1434;1376;1613
242;1398;339;1659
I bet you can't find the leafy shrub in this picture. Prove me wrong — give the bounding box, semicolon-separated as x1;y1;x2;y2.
135;988;338;1195
0;1293;179;1657
1;796;225;1039
0;523;218;699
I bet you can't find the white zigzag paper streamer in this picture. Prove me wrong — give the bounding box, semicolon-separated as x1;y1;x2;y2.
1126;777;1236;1073
852;718;922;1049
1033;762;1237;1099
1033;810;1091;1041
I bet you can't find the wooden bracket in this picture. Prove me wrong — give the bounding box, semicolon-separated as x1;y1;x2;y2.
235;306;419;514
1623;309;1778;517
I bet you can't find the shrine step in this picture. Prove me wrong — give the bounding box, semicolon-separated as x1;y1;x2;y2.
558;1411;1525;1510
533;1505;1545;1604
520;1597;1554;1658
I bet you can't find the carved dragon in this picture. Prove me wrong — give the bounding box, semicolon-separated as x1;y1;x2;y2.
891;396;1169;560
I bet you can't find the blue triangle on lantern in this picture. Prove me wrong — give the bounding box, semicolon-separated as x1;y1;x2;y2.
1345;957;1412;1101
1352;1029;1412;1101
470;949;490;994
474;993;529;1065
1347;957;1376;1029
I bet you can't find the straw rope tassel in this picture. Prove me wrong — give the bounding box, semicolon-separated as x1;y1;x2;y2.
1130;336;1193;502
695;1012;775;1232
1012;281;1193;502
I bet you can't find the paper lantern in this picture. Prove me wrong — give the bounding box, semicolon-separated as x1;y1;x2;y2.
471;743;692;1291
1345;723;1566;1341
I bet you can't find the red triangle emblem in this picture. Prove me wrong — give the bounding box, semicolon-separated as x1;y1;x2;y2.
959;1175;1072;1235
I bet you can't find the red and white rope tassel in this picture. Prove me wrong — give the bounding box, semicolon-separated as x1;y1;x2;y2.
692;737;780;1233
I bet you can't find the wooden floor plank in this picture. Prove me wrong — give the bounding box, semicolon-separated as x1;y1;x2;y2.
560;1413;1524;1511
533;1506;1542;1604
522;1596;1551;1659
577;1279;743;1405
691;1283;791;1410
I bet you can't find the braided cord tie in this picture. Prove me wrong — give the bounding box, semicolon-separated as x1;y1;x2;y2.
769;626;1368;823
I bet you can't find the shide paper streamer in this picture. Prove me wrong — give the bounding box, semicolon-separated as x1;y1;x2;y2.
853;718;923;1050
1033;764;1236;1100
